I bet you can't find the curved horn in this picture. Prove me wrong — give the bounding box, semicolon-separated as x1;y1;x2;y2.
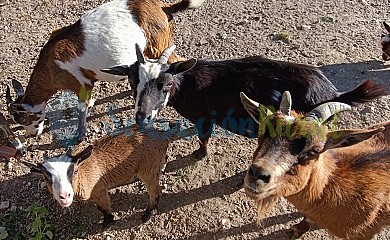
158;45;176;65
6;85;13;105
135;43;145;64
279;91;292;117
305;102;351;125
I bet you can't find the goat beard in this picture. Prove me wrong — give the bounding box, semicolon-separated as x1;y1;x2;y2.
255;195;278;226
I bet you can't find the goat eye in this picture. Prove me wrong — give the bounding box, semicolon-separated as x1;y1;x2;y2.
310;146;321;156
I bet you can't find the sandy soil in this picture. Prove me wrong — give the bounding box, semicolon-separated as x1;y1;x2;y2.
0;0;389;239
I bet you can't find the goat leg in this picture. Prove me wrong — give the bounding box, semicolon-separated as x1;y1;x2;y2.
288;216;312;239
76;98;94;140
96;205;115;228
141;175;162;222
142;195;160;223
192;121;213;159
94;191;115;227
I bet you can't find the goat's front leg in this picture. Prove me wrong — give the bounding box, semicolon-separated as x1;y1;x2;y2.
288;216;313;239
192;120;213;159
93;191;115;228
76;98;94;140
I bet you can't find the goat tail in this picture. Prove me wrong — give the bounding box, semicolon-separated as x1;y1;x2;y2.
331;80;388;106
164;0;205;14
165;126;198;143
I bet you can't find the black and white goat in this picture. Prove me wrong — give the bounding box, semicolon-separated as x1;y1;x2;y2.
6;0;204;140
102;45;387;158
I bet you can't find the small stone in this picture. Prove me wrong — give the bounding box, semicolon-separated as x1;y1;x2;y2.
7;161;13;170
34;193;41;198
221;218;231;229
10;205;17;211
40;182;47;188
0;201;10;210
26;182;31;187
360;107;373;115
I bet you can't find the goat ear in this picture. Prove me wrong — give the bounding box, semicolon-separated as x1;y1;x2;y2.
324;127;385;150
100;65;130;76
169;59;197;74
23;161;45;174
12;79;25;97
73;145;93;164
135;43;146;64
6;85;13;105
384;22;390;33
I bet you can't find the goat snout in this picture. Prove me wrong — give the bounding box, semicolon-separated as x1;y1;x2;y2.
249;165;271;184
58;191;73;207
135;112;151;126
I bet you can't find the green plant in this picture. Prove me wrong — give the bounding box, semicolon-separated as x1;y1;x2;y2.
25;203;54;240
0;230;8;240
175;166;191;179
0;208;25;239
321;16;334;22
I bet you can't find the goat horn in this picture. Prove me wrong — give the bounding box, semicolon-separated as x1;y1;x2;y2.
135;43;146;64
305;102;351;125
279;91;292;117
158;45;176;65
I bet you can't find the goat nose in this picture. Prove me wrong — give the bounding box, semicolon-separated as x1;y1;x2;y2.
135;111;146;125
59;191;71;200
249;165;271;183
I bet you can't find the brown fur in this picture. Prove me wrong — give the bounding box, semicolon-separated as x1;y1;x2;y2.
246;115;390;239
129;0;186;63
62;125;195;225
12;0;201;114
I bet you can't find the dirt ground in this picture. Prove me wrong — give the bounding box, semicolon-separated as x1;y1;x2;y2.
0;0;390;239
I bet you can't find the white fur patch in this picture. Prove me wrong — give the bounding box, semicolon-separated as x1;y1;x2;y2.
188;0;205;8
17;102;46;136
43;155;75;207
135;60;164;111
55;0;147;85
24;118;45;136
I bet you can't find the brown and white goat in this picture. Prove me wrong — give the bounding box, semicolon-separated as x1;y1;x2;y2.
29;125;196;227
0;105;23;158
102;44;387;159
381;21;390;61
241;91;390;240
6;0;204;139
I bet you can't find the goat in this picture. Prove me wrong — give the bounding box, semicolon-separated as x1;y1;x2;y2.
241;90;390;240
6;0;204;140
0;104;23;158
28;125;197;227
101;44;387;158
381;21;390;61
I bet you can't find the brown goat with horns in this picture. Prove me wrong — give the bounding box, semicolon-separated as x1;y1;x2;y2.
241;91;390;240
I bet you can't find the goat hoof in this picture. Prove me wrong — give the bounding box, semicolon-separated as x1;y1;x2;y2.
287;225;307;240
142;208;157;223
102;214;115;228
191;148;207;159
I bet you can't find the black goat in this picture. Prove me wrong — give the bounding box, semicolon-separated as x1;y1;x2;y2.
101;45;387;158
